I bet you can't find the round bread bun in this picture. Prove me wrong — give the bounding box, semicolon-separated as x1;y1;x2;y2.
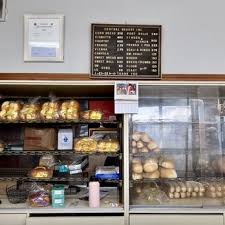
132;173;143;180
143;170;160;179
136;141;144;149
143;159;158;173
160;168;177;179
159;159;175;169
132;140;137;147
140;133;151;143
147;141;158;150
140;147;149;153
132;163;143;174
132;132;142;141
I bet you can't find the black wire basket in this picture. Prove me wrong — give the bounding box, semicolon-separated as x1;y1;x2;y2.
6;185;29;204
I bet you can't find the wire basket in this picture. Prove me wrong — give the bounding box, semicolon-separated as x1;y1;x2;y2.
6;185;29;204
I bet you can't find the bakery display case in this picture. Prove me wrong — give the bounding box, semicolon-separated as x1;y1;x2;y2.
129;85;225;209
0;83;124;214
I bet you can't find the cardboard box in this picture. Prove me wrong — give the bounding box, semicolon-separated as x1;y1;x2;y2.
24;128;56;150
58;129;73;150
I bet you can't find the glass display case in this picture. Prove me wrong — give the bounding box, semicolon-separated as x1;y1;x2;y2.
129;85;225;209
0;84;124;212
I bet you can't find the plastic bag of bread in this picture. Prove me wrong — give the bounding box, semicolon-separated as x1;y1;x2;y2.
97;139;120;153
40;95;60;121
74;137;98;152
0;101;23;121
29;183;52;207
80;110;103;121
59;100;80;120
39;155;56;169
20;97;41;121
30;166;53;179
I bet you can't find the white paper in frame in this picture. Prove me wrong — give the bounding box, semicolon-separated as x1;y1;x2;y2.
0;0;7;21
24;14;64;62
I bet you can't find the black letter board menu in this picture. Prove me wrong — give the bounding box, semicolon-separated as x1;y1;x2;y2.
91;24;161;80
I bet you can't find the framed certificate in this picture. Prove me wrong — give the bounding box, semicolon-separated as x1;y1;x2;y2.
0;0;6;21
24;14;64;62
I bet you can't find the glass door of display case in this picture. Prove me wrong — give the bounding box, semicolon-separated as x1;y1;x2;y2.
129;85;225;209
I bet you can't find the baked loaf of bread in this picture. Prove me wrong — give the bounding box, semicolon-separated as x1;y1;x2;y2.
159;158;175;169
160;168;177;179
97;139;120;152
74;137;98;152
143;170;160;179
31;166;53;179
0;101;22;121
40;102;60;120
20;103;40;121
80;110;103;120
131;131;160;153
59;100;80;120
143;158;158;173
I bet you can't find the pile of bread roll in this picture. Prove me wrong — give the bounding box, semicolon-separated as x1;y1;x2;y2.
204;181;225;198
20;103;40;121
132;156;177;180
40;102;60;120
131;131;160;153
59;100;80;120
163;181;205;199
0;101;22;121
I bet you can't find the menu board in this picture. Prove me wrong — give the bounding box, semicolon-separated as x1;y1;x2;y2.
91;24;161;80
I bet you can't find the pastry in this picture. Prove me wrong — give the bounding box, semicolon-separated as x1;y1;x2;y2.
136;141;144;149
40;101;60;120
159;158;175;169
132;132;142;142
31;166;53;179
160;168;177;178
132;173;143;180
147;140;158;151
131;141;137;147
140;147;149;153
143;158;158;173
143;170;160;179
140;133;151;143
132;163;143;174
74;138;98;152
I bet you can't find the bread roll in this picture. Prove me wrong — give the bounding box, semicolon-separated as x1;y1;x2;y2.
132;163;143;174
177;182;186;192
132;132;142;141
174;192;180;199
174;182;181;193
160;168;177;179
206;191;216;198
153;147;160;153
147;140;158;150
136;141;144;149
191;192;197;197
132;148;138;154
140;147;149;153
132;141;137;147
168;192;174;199
143;170;160;179
186;192;191;198
140;133;151;143
180;192;186;199
132;173;143;180
143;158;158;173
216;191;222;197
164;182;175;193
159;159;175;169
198;192;204;197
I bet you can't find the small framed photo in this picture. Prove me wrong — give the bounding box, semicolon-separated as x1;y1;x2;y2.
115;81;138;100
24;14;64;62
89;128;119;139
0;0;6;22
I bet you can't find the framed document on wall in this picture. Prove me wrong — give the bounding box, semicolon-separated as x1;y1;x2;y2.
24;14;64;62
0;0;6;21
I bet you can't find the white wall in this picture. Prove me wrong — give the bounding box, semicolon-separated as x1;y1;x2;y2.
0;0;225;74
